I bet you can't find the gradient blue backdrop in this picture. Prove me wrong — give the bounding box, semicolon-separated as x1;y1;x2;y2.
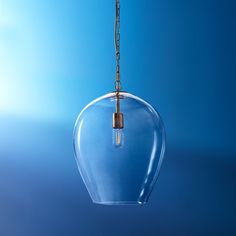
0;0;236;235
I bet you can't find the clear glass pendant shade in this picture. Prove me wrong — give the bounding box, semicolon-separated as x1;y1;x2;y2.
73;92;165;205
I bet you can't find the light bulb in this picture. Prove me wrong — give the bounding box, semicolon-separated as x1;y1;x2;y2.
113;129;124;147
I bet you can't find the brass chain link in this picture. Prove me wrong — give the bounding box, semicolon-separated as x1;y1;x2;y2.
114;0;121;92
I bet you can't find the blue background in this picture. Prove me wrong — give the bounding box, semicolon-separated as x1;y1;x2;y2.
0;0;236;235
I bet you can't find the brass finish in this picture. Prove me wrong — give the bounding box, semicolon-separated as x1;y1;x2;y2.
115;0;121;91
112;0;124;130
113;112;124;129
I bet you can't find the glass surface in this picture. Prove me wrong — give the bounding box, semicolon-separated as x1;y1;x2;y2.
73;92;165;205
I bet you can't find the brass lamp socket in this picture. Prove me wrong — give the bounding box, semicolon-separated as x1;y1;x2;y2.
113;112;124;129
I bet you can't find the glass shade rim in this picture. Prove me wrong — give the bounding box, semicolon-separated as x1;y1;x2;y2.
93;200;147;205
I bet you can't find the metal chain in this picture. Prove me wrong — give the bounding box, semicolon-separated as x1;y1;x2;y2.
115;0;121;92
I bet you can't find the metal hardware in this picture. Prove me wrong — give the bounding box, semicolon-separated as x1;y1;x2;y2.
113;0;124;129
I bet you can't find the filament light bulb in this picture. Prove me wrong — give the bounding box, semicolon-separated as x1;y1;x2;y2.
112;110;124;147
113;129;124;147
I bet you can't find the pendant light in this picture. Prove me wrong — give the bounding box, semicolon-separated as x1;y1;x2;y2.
73;0;166;205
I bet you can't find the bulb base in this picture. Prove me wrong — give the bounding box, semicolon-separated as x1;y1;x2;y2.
113;112;124;129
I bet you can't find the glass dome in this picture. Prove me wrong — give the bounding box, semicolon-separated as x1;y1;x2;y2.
73;92;165;205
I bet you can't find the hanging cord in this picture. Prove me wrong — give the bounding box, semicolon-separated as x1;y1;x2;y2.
114;0;121;93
